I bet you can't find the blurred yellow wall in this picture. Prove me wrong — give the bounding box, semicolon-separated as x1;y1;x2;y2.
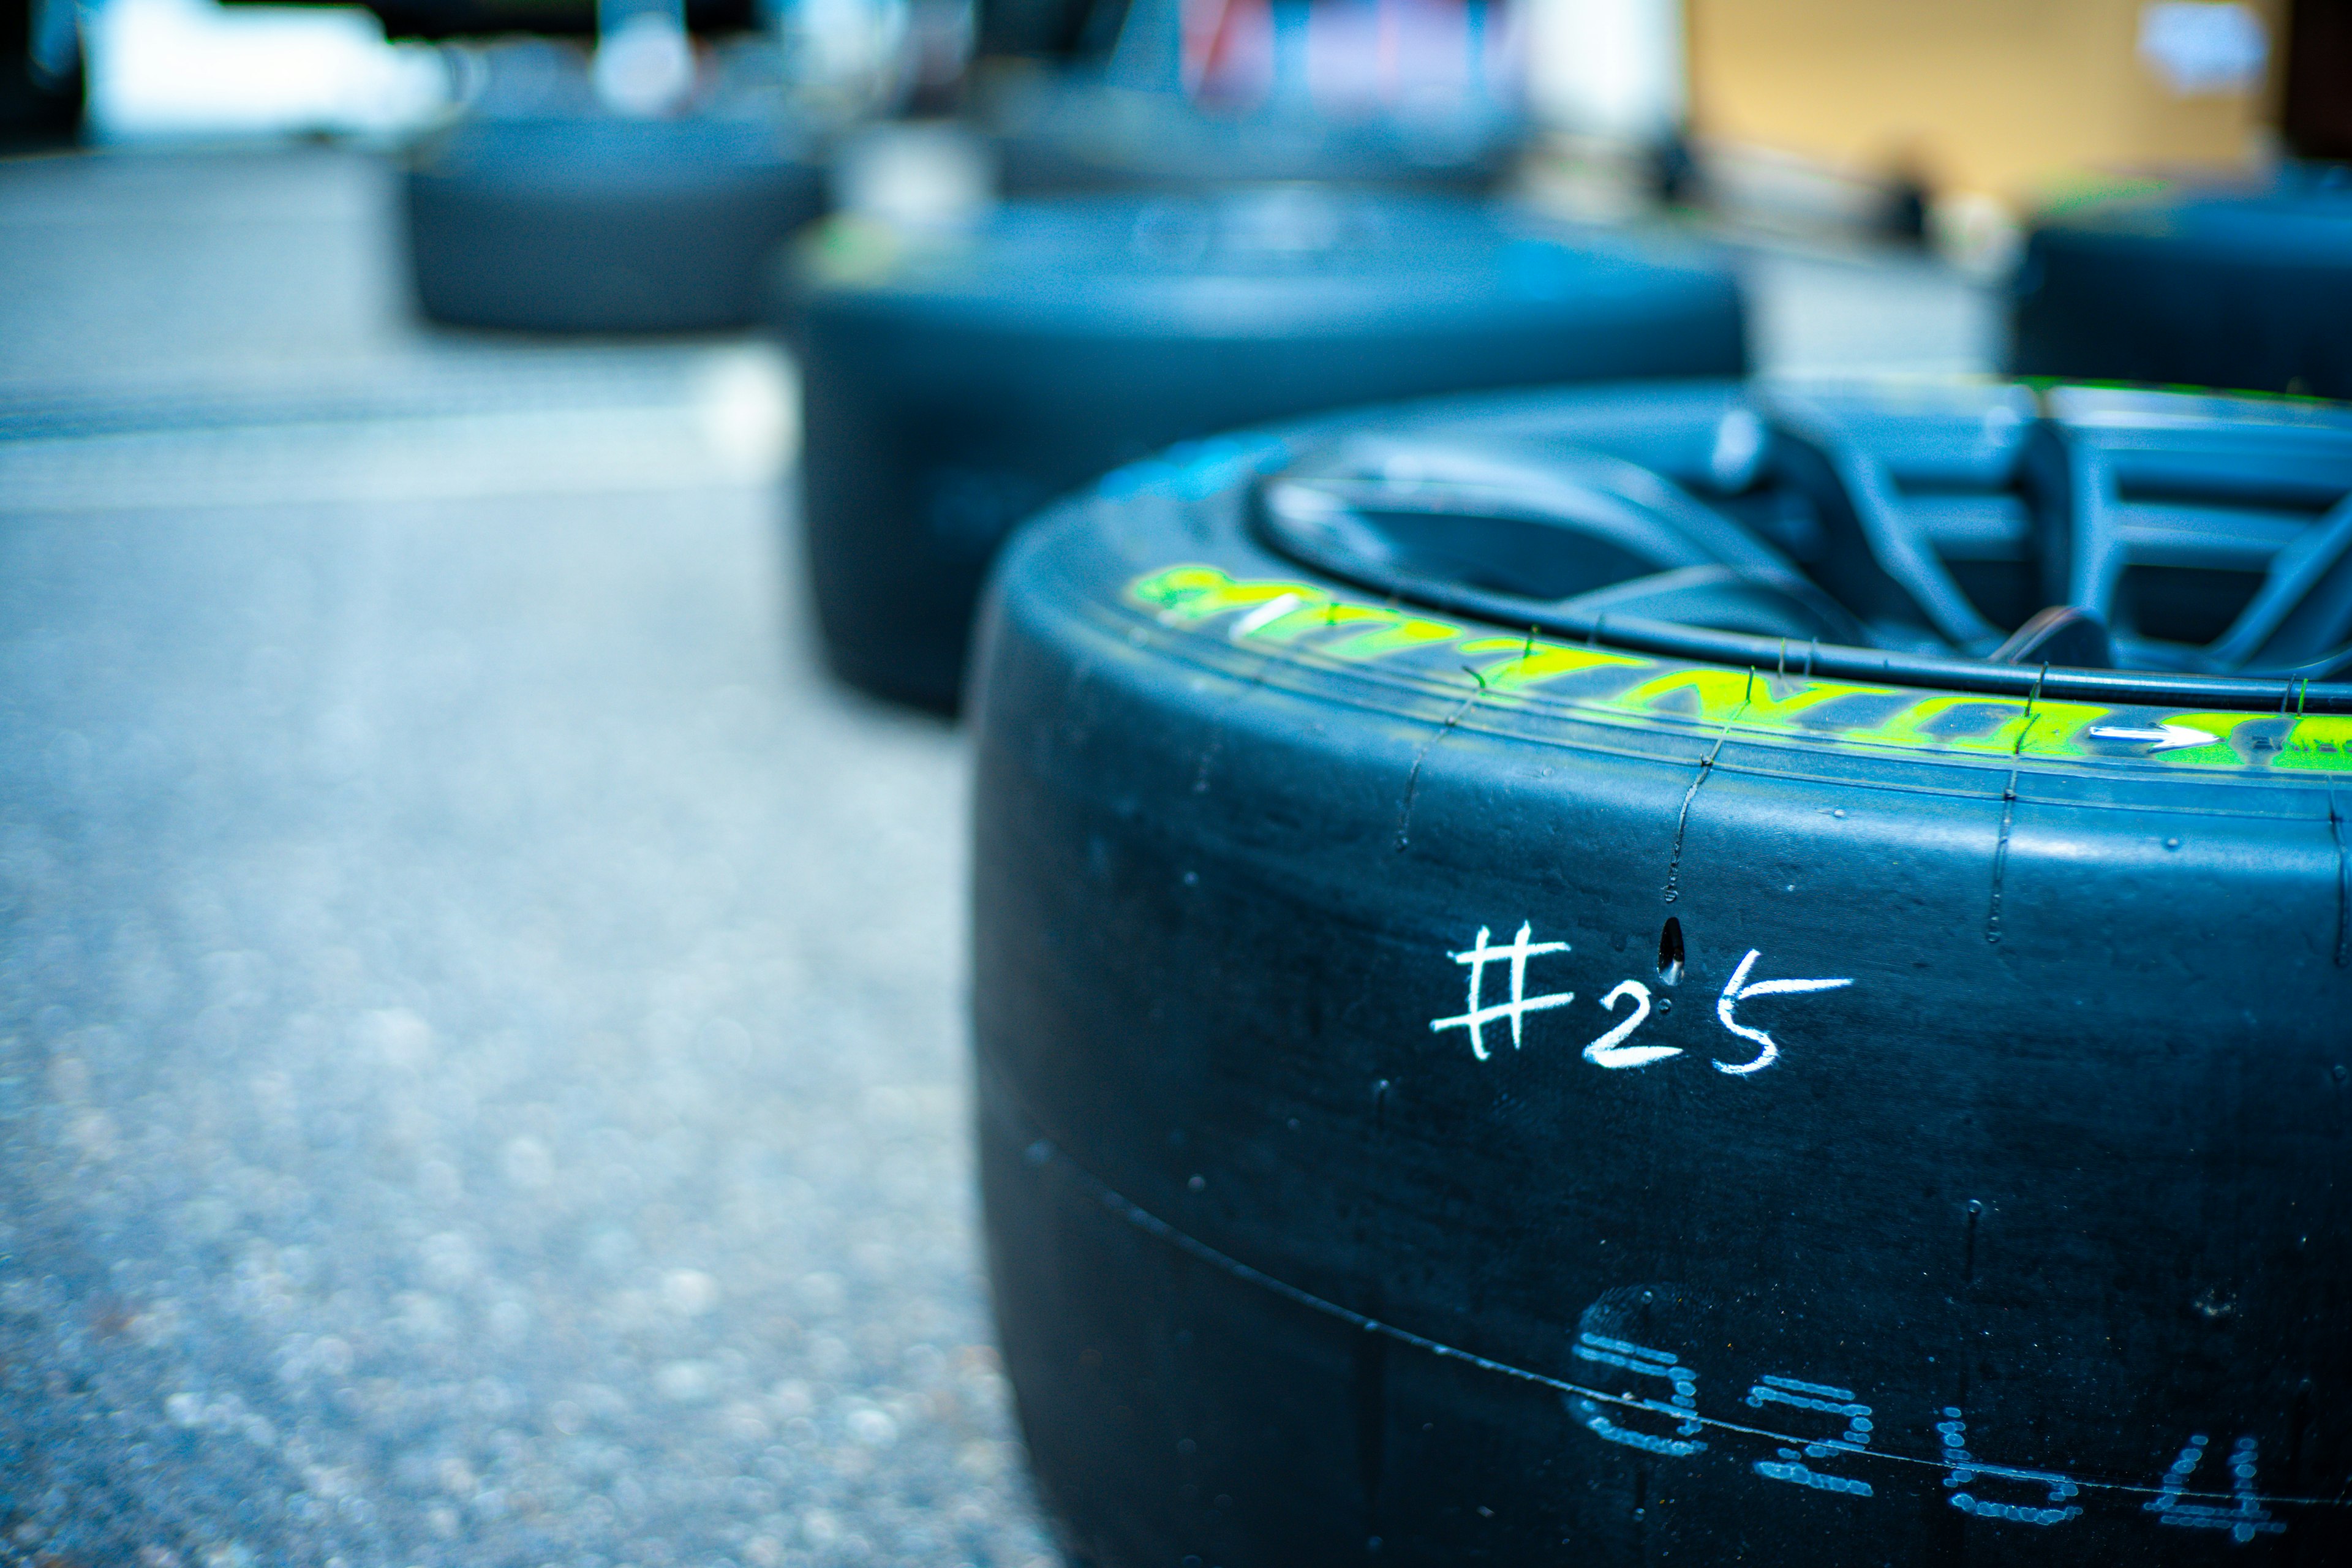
1686;0;2285;202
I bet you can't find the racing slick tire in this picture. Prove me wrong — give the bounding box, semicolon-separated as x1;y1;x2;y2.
407;111;826;333
778;190;1744;712
967;376;2352;1566
2012;170;2352;400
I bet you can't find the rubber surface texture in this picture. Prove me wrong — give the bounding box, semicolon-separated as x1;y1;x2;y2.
968;379;2352;1566
782;192;1743;710
2013;172;2352;399
407;114;824;333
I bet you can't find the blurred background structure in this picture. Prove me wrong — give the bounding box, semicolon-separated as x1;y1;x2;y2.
0;0;2342;1561
15;0;2328;216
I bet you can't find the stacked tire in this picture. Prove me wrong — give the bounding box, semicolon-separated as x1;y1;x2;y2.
968;376;2352;1565
778;189;1746;710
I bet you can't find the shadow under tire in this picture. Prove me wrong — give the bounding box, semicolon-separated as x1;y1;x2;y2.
968;377;2352;1566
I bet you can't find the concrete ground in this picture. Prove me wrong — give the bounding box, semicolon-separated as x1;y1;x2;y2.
0;145;1997;1567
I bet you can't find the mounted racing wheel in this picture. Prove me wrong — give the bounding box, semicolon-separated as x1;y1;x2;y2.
969;375;2352;1566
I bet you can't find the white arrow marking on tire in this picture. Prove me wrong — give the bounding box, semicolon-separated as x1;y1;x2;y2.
1229;593;1304;639
1714;949;1853;1076
2086;723;2218;752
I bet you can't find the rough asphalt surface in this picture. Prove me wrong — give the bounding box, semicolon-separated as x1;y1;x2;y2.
1;148;1055;1568
0;145;1992;1567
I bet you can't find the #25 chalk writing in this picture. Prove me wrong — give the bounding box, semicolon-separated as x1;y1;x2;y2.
1430;922;1851;1074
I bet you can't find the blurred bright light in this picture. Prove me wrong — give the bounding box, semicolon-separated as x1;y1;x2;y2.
2136;2;2268;96
592;8;698;116
832;120;993;226
86;0;450;141
786;0;912;110
1524;0;1680;138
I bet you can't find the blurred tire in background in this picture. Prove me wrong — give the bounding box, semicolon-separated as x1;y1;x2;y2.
405;42;827;333
2012;170;2352;400
968;374;2352;1566
777;187;1746;710
363;0;828;336
981;70;1521;195
1;0;83;148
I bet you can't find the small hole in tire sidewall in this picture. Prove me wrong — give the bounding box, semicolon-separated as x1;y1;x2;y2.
1657;916;1685;987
